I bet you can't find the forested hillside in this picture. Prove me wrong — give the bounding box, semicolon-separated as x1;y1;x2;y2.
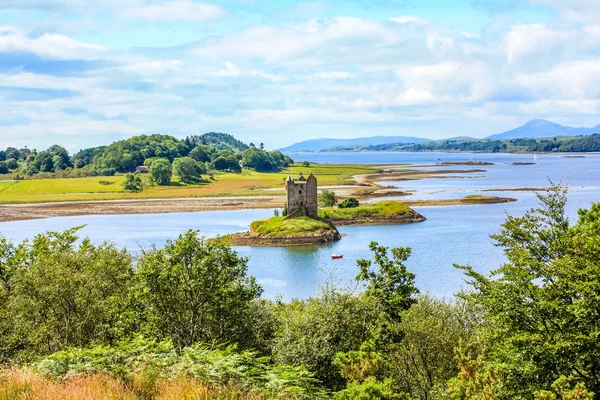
326;134;600;153
0;132;292;179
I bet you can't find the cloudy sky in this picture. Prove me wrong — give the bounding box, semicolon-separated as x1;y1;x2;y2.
1;0;599;151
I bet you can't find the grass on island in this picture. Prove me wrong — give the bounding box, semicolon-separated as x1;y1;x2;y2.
318;200;412;219
0;163;393;204
250;216;332;236
464;195;489;200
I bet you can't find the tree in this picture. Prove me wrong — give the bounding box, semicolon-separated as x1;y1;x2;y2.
188;144;214;163
0;228;135;359
272;283;385;389
137;231;263;349
319;189;337;207
172;157;202;183
122;173;143;192
32;151;53;172
211;154;241;173
455;185;600;397
339;197;359;209
356;242;418;323
388;296;475;399
149;158;172;185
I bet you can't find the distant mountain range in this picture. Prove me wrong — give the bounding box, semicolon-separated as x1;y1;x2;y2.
279;136;430;152
281;120;600;152
486;119;600;140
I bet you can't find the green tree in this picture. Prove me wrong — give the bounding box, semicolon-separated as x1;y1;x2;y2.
137;231;263;349
149;158;172;185
319;189;338;207
32;151;53;172
188;144;214;163
356;242;418;323
339;197;360;209
122;173;143;192
173;156;202;183
456;185;600;397
272;283;385;389
0;228;135;360
388;296;475;399
211;154;241;172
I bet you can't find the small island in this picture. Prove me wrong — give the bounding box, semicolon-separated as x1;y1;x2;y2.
228;173;425;246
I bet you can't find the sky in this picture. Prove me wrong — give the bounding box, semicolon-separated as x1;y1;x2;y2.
1;0;600;151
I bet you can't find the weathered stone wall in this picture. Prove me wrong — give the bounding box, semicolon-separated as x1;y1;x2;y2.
286;173;318;218
305;174;318;218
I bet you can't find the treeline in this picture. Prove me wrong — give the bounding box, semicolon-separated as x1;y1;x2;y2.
1;186;600;399
327;134;600;153
0;132;293;179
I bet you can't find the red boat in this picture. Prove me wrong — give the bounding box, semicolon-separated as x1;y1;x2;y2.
331;254;343;259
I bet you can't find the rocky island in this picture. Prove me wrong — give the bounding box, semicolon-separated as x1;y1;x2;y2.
228;174;425;247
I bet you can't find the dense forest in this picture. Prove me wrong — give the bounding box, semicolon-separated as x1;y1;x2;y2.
327;134;600;153
0;132;293;181
1;185;599;399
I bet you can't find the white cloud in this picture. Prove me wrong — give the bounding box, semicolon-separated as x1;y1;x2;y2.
394;88;438;105
505;23;574;64
124;1;225;21
516;60;600;99
0;29;106;60
312;71;355;79
389;16;428;25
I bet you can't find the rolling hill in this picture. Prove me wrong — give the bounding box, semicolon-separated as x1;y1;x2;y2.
280;136;430;152
487;119;600;140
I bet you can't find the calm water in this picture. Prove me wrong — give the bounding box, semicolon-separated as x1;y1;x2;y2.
0;152;598;300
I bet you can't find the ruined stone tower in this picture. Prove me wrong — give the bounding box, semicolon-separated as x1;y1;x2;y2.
285;173;318;218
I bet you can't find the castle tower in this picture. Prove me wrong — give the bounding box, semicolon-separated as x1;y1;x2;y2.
285;173;318;218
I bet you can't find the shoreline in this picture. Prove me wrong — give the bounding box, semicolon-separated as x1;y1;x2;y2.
0;194;517;223
0;167;521;223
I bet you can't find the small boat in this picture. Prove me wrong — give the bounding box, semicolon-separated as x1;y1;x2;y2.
331;254;344;259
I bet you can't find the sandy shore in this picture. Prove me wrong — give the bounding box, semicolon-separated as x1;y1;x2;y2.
0;196;284;222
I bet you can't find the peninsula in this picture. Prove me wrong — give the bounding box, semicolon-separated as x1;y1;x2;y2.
228;174;425;246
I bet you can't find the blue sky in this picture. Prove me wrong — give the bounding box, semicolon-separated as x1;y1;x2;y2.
1;0;599;151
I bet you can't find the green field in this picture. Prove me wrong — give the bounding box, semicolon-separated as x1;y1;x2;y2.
318;200;412;219
0;163;393;204
250;216;332;236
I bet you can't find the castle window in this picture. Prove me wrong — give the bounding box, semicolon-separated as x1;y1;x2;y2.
299;190;302;194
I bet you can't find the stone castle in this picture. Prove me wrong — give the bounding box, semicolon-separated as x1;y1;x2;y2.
285;173;318;218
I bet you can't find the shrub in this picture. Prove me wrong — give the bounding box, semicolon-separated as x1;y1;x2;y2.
272;284;385;390
338;197;359;209
34;337;327;399
319;189;337;207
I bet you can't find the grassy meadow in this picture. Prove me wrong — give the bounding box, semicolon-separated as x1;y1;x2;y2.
0;163;386;204
250;216;332;236
318;200;412;219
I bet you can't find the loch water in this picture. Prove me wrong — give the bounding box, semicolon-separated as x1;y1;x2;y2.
1;152;598;300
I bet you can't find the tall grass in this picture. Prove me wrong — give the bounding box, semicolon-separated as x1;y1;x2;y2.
0;368;305;400
28;337;326;399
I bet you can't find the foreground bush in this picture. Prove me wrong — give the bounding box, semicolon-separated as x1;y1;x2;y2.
33;336;327;399
0;367;310;400
0;227;135;361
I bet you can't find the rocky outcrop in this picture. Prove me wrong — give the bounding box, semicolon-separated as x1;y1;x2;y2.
227;226;341;247
326;210;426;226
